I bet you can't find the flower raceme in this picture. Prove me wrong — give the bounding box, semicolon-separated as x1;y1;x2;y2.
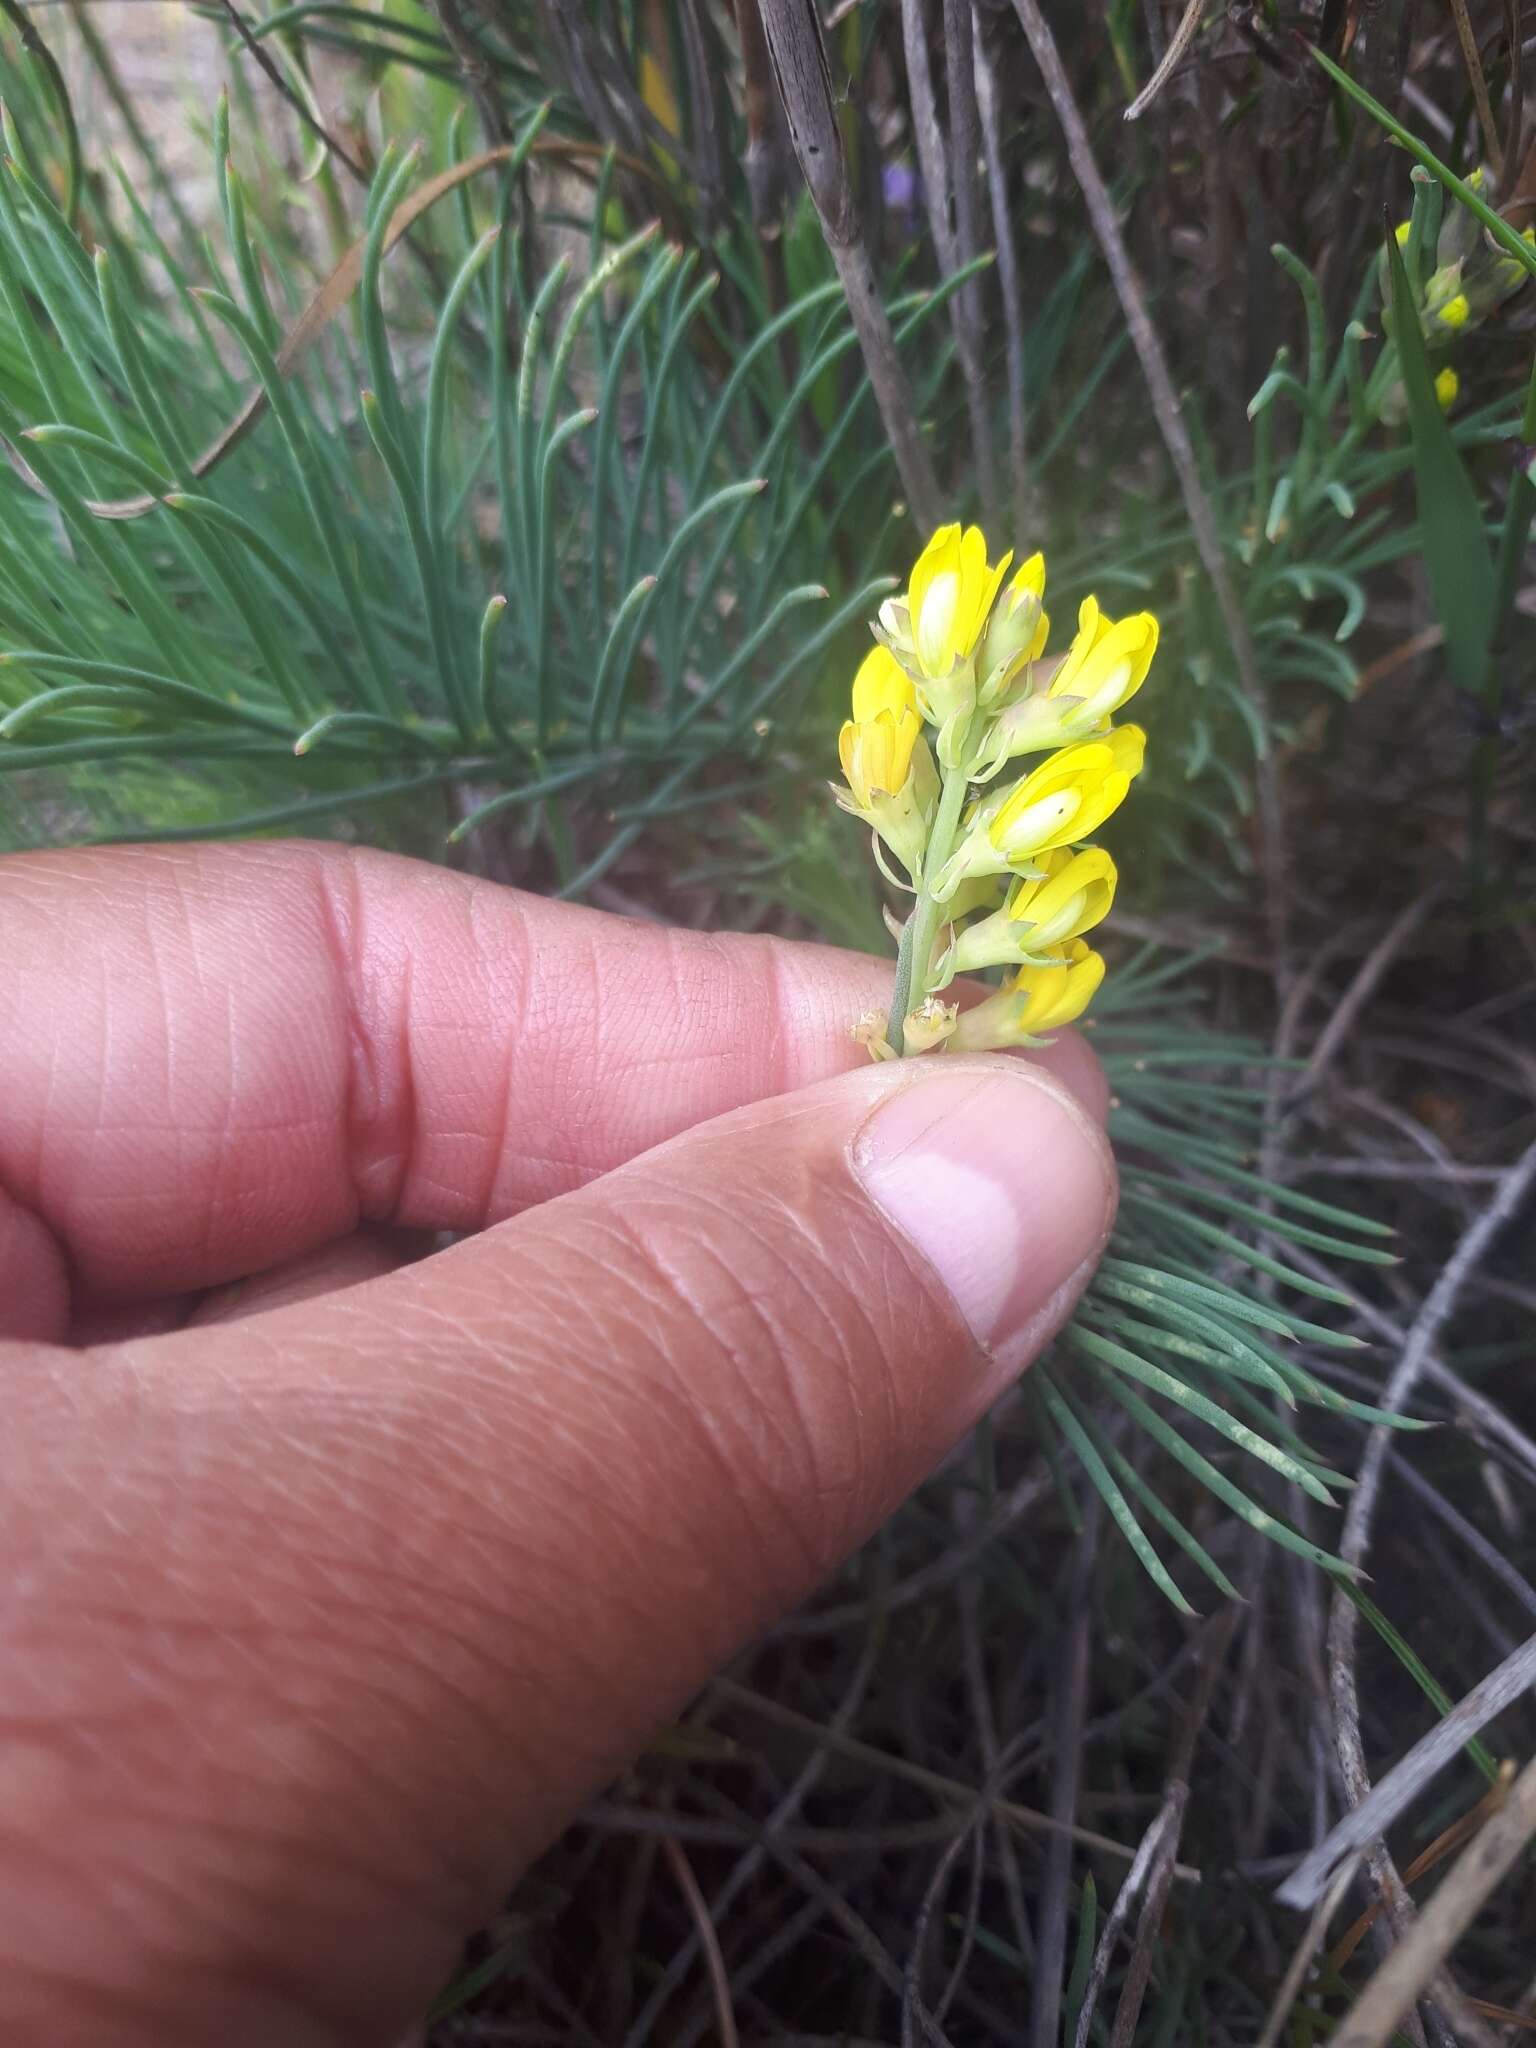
833;520;1155;1052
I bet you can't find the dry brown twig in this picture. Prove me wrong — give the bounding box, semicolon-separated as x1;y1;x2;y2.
709;1675;1203;1881
757;0;944;529
1031;1515;1097;2048
1324;1135;1536;2038
1103;1606;1238;2048
1123;0;1211;121
1007;0;1291;983
1328;1754;1536;2048
1281;1636;1536;1911
660;1835;740;2048
941;0;997;522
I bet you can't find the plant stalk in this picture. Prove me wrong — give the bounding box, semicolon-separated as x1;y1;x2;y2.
890;753;971;1054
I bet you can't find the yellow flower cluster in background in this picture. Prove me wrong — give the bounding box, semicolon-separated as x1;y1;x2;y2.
1381;166;1536;419
834;522;1154;1055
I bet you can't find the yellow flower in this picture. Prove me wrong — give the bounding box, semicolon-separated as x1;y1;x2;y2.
977;597;1158;770
1393;219;1411;248
838;646;920;808
989;726;1144;860
1048;599;1158;723
950;847;1117;974
905;522;1013;679
936;727;1144;895
1435;365;1459;411
951;941;1106;1050
1434;289;1471;330
834;646;936;875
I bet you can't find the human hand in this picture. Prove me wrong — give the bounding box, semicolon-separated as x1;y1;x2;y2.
0;842;1116;2047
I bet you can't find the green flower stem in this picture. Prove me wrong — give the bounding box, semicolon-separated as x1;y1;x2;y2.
890;746;973;1055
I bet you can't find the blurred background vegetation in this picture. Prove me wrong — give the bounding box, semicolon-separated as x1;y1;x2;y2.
2;2;1536;2041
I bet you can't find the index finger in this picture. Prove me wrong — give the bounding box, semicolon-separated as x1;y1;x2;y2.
0;841;1106;1318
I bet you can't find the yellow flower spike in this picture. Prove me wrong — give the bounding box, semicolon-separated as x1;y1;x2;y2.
951;941;1106;1051
906;522;1013;679
1435;365;1459;411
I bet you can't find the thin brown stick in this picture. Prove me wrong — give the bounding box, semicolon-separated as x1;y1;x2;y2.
1296;887;1447;1098
1257;1856;1366;2048
974;21;1028;537
1007;0;1289;983
900;0;956;275
943;0;996;520
1072;1800;1183;2048
1280;1634;1536;1911
430;0;506;141
1507;0;1527;180
1123;0;1211;121
1449;0;1505;180
1325;1136;1536;2035
710;1676;1203;1880
1106;1606;1236;2048
660;1836;740;2048
677;0;724;233
1032;1548;1094;2048
1329;1755;1536;2048
758;0;944;529
736;0;789;229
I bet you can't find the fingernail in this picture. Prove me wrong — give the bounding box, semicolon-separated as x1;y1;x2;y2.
851;1060;1116;1397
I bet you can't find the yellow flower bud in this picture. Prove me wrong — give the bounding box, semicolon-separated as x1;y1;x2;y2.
1435;365;1459;411
834;646;938;876
838;648;921;808
850;643;917;725
977;551;1049;699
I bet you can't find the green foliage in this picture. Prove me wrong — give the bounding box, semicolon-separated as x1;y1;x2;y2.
0;102;953;874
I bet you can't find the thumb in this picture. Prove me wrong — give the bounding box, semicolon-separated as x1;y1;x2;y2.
2;1055;1115;2048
